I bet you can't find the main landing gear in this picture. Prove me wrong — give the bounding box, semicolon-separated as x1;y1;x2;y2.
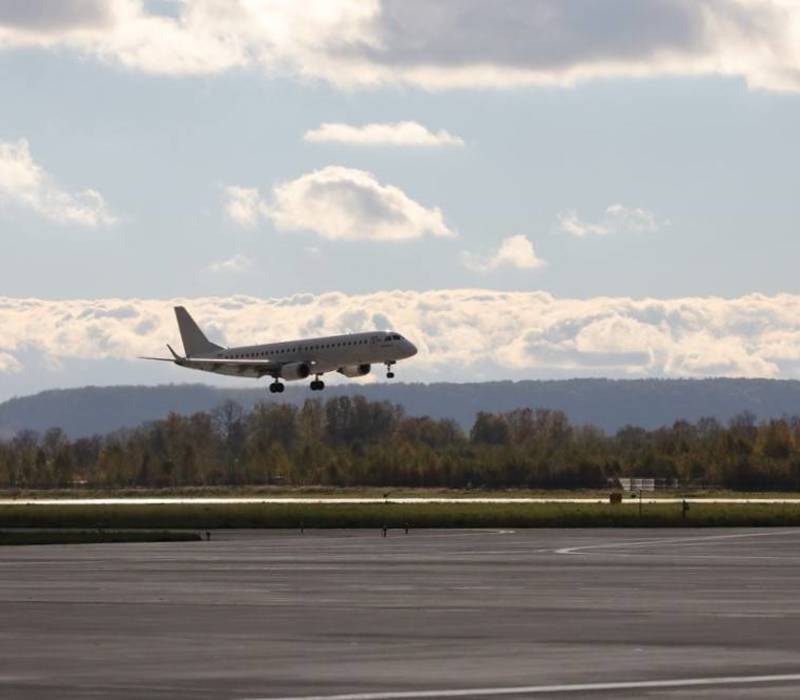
310;375;325;391
269;380;285;394
385;361;395;379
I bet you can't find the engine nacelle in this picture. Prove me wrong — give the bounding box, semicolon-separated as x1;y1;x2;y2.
338;363;371;378
279;362;311;380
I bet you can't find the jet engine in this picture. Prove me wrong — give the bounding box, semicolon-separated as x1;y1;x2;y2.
279;362;311;380
338;363;371;378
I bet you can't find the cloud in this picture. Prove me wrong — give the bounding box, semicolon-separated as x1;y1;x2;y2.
2;292;800;389
1;1;800;92
222;186;265;228
207;254;253;274
0;351;22;374
226;166;455;241
0;0;118;33
303;121;464;146
462;235;546;272
558;204;660;237
0;138;116;226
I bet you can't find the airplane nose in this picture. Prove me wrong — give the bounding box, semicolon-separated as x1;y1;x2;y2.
406;340;418;357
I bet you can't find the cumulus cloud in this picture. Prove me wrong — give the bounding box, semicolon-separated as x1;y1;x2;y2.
1;1;800;92
226;166;455;241
558;204;660;237
222;186;265;228
0;138;116;227
462;235;545;272
207;254;253;274
303;121;464;146
2;292;800;385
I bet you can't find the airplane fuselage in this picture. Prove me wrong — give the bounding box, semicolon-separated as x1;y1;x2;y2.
142;307;418;392
182;330;416;379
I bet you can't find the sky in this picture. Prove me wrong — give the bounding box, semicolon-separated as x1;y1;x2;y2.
1;0;799;400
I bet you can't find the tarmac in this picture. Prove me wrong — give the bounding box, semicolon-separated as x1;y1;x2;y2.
2;528;800;699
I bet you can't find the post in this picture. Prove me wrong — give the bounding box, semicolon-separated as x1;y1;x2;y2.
638;490;642;518
382;524;387;537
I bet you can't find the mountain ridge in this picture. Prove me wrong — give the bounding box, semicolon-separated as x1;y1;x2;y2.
2;378;800;439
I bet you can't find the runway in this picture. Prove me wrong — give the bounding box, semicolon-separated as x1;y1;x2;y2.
2;528;800;698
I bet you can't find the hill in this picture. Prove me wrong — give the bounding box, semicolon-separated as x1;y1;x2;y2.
2;378;800;439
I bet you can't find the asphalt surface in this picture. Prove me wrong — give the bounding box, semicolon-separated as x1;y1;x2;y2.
2;528;800;699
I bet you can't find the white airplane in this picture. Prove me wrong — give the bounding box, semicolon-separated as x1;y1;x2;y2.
142;306;417;393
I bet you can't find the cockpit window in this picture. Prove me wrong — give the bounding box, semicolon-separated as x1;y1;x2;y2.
388;333;402;340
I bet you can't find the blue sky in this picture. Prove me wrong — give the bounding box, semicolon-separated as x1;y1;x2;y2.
1;1;800;398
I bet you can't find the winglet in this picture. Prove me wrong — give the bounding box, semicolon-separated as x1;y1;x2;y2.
166;343;181;360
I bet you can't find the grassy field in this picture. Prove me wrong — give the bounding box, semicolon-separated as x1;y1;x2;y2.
3;501;800;529
0;529;202;546
3;486;800;500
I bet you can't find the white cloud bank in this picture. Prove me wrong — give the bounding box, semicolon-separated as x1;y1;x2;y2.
0;138;116;226
462;235;545;272
225;166;455;241
558;204;661;237
1;1;799;92
304;122;463;147
2;292;800;387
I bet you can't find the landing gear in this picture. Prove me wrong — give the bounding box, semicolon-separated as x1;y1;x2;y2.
310;375;325;391
269;380;285;394
386;361;395;379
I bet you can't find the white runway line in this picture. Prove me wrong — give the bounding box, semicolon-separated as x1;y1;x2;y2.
3;497;800;506
555;529;800;555
243;673;800;700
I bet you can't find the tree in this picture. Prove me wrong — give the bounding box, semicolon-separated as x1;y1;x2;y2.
470;412;510;445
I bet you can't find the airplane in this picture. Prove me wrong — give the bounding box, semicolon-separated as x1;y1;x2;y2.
141;306;417;393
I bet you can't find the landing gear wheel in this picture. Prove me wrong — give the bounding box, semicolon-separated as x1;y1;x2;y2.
269;381;285;394
387;372;395;379
386;362;396;379
310;379;325;391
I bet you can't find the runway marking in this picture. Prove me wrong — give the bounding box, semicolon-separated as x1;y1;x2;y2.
244;673;800;700
555;529;800;555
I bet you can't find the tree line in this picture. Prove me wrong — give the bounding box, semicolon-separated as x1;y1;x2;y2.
1;396;800;490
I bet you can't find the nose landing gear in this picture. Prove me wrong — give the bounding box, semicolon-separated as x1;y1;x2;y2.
385;361;395;379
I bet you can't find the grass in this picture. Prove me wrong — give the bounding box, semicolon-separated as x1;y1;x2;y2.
4;486;800;500
0;529;202;546
3;501;800;529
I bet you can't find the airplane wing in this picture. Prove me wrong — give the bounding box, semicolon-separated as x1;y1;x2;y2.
139;344;311;378
139;354;283;377
182;357;281;374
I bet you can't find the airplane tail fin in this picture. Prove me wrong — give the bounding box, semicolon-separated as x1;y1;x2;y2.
174;306;224;357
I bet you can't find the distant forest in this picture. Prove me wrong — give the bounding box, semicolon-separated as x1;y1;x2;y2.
2;395;800;491
6;378;800;439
